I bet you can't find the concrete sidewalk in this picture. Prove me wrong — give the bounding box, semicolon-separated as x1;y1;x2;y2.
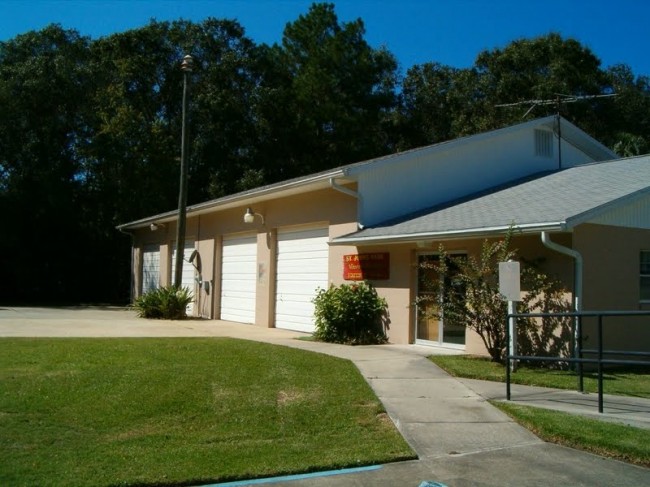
1;307;649;486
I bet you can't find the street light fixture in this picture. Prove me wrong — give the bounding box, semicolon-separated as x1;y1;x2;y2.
174;54;193;288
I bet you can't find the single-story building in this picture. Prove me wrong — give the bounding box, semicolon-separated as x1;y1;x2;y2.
118;115;650;355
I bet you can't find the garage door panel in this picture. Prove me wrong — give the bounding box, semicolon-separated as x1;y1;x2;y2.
221;279;255;292
275;228;329;333
222;258;254;267
221;296;254;311
277;287;323;299
281;228;327;242
221;264;256;276
278;258;328;268
278;243;326;252
276;300;317;315
221;235;257;324
142;245;160;294
277;280;326;287
222;253;255;261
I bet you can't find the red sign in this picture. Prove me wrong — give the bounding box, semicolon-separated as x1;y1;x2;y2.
343;253;390;280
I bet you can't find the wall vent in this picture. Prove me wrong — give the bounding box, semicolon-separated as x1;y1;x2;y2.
535;129;553;158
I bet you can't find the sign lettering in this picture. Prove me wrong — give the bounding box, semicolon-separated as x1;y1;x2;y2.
343;253;390;280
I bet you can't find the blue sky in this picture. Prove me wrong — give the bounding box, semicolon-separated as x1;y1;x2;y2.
1;0;649;76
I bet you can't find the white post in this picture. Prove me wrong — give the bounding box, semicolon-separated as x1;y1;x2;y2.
508;299;517;372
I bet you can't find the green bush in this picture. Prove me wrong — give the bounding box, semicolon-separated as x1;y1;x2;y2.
313;281;389;345
132;286;193;320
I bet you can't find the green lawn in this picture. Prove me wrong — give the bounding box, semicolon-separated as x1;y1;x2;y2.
429;355;650;398
430;354;650;466
494;402;650;467
0;338;415;487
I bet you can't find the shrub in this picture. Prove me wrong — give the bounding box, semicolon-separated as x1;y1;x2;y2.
132;286;193;320
423;233;572;364
313;281;389;345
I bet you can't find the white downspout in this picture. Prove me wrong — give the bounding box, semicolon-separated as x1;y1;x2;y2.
541;231;582;312
330;178;363;228
541;231;584;372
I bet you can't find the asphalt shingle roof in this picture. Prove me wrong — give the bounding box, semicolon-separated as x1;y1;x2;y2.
334;155;650;243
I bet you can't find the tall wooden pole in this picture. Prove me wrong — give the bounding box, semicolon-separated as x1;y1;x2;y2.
174;54;193;288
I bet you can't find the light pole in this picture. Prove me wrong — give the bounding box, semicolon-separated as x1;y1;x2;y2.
174;54;193;288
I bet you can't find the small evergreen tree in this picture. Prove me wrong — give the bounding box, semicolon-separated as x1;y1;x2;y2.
422;234;572;363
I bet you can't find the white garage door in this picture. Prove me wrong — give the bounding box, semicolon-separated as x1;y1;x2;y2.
220;234;257;323
171;240;196;314
142;245;160;294
276;227;329;332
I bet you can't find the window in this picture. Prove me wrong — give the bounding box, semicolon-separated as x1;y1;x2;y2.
641;251;650;302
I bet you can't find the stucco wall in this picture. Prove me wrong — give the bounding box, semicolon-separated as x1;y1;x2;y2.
363;233;576;350
133;187;359;325
132;203;650;359
349;244;414;344
574;223;650;354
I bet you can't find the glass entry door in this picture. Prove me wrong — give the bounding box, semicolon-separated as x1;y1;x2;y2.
416;253;466;347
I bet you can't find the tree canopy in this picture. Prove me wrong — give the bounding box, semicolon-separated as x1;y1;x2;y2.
1;3;649;304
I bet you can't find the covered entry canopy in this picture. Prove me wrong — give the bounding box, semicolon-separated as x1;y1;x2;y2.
332;155;650;246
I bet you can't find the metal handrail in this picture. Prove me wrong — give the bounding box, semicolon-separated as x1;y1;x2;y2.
505;310;650;413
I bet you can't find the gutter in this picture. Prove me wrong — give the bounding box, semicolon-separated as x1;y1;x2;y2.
329;178;363;228
117;168;347;231
540;231;582;312
330;222;566;246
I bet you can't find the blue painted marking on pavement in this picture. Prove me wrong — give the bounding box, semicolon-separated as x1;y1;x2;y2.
203;464;383;486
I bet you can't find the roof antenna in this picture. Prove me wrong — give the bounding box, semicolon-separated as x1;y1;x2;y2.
496;93;616;170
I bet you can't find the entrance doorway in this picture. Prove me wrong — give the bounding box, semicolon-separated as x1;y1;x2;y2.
416;253;466;347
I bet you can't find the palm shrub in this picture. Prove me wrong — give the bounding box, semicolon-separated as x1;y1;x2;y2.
132;286;193;320
313;281;389;345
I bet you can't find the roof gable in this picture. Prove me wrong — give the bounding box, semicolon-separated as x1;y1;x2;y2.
118;116;618;230
341;115;617;176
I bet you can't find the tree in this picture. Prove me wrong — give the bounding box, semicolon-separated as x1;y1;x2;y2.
473;33;608;131
397;63;460;149
86;18;262;213
0;25;94;302
254;2;399;180
424;235;572;364
396;33;647;149
602;64;650;153
83;19;264;298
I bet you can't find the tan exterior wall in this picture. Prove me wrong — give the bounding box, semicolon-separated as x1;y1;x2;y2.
131;218;578;350
133;187;358;326
361;233;577;350
576;224;649;310
349;244;414;344
575;223;650;354
130;201;648;356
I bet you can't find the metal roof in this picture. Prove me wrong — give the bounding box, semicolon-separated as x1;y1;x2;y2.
332;155;650;245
